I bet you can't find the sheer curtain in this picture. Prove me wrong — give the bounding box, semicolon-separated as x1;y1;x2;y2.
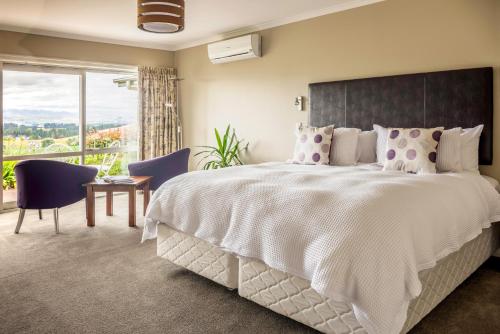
138;66;180;160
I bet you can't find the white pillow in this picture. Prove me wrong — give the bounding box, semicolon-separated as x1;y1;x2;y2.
356;130;377;163
330;128;361;166
373;124;388;165
436;127;462;172
461;125;484;173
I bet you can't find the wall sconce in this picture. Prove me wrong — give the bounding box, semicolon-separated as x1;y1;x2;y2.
294;96;304;111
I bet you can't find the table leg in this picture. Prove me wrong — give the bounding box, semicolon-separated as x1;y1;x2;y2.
143;182;150;216
129;189;136;227
106;191;113;216
86;186;95;227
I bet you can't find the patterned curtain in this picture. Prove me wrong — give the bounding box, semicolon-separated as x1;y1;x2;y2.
138;66;180;160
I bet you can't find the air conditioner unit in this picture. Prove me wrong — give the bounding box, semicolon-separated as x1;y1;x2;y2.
208;34;261;64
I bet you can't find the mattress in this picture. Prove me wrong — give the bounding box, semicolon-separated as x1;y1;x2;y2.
238;224;499;334
157;224;238;289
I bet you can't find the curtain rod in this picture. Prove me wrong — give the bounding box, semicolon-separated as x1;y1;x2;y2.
0;53;138;73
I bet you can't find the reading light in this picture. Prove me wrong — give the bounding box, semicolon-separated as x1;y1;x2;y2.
294;96;304;111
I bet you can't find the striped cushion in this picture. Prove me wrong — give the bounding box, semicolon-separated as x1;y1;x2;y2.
436;127;462;172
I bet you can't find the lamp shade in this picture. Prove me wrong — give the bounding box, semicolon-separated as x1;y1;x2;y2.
137;0;185;33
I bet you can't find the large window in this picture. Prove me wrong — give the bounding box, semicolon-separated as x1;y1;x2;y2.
3;68;80;157
85;72;138;177
1;63;138;209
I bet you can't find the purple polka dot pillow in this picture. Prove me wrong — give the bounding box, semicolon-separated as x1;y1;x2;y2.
291;125;334;165
383;127;444;174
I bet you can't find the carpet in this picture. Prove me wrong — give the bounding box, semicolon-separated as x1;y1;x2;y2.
0;195;499;334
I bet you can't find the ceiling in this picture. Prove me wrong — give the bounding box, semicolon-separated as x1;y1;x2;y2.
0;0;382;51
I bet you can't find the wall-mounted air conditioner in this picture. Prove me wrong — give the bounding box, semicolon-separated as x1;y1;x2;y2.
208;34;261;64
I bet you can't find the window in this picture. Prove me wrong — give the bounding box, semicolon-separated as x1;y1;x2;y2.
1;63;138;209
3;68;81;157
85;72;138;176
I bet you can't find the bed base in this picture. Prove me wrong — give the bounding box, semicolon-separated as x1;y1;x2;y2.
157;224;238;289
157;224;499;333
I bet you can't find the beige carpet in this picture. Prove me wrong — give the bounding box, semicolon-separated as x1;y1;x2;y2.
0;195;499;334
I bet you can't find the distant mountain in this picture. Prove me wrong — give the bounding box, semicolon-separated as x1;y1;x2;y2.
3;108;136;125
4;109;78;125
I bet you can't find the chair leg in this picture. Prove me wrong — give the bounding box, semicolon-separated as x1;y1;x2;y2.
53;208;60;234
38;209;43;220
14;209;26;234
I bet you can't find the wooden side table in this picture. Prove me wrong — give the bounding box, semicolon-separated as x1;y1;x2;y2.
83;176;152;227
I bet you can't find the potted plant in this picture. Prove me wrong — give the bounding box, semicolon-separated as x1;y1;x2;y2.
195;125;248;170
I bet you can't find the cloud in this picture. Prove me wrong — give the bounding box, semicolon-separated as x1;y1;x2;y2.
3;70;137;125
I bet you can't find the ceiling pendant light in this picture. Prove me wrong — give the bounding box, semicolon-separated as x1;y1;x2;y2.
137;0;185;33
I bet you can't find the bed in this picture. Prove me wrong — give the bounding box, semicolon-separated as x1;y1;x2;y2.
143;67;499;334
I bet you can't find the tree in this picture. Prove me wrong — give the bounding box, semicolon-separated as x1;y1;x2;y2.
41;138;55;148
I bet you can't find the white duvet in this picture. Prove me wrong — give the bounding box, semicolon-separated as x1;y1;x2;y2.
142;163;500;334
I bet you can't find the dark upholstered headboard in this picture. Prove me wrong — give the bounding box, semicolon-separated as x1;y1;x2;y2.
309;67;493;165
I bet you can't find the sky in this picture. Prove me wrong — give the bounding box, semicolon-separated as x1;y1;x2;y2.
3;70;138;125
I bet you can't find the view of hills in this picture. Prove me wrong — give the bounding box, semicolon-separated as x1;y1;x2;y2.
3;122;127;140
3;108;134;125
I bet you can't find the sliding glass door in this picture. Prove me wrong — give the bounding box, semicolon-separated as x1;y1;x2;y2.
84;72;138;177
0;63;138;210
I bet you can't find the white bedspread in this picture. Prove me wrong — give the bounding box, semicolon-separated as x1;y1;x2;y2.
142;163;500;334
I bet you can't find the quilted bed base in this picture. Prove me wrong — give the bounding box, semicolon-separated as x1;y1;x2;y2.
238;225;500;334
157;224;239;289
156;223;499;333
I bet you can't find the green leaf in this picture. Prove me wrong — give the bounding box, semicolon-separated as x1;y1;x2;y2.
227;146;238;164
223;132;235;161
221;125;230;155
202;160;215;170
195;125;248;170
214;128;223;150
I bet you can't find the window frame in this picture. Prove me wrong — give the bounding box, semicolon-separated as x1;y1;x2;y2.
0;61;139;210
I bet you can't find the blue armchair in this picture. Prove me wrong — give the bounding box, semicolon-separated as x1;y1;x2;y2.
14;160;98;234
128;148;190;191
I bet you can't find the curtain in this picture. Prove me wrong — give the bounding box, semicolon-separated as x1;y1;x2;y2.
138;66;180;160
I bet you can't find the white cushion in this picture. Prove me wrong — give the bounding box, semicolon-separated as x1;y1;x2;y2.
373;124;388;164
330;128;361;166
356;130;377;163
460;125;484;173
436;127;462;173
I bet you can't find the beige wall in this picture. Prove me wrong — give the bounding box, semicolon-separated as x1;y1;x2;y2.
0;30;174;67
175;0;500;177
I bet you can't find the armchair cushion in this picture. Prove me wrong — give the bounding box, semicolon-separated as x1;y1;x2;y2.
128;148;190;190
